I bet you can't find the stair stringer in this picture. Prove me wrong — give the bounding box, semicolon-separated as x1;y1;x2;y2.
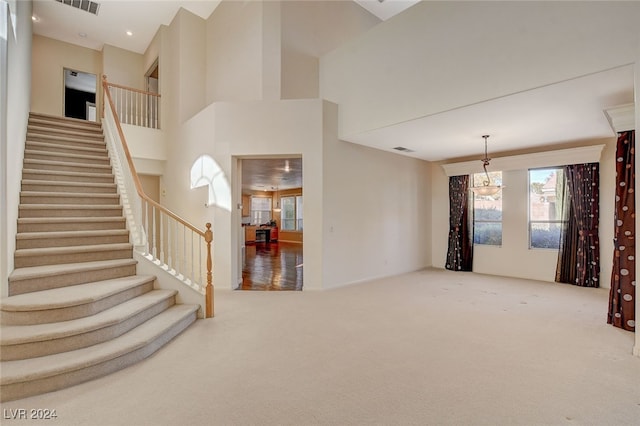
133;252;205;318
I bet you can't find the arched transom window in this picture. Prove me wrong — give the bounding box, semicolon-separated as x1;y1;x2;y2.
190;155;231;211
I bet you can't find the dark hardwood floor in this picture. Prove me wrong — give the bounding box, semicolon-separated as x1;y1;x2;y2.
241;242;303;291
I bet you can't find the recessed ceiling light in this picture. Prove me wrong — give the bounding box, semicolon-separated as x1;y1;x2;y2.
78;32;87;38
32;15;40;22
126;31;133;36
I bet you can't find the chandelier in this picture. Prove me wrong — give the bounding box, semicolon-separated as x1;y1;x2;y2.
470;135;504;196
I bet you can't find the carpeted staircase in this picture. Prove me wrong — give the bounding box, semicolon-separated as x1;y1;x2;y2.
0;113;199;402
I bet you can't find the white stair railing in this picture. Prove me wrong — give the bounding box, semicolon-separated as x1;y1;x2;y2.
102;76;214;318
104;80;161;129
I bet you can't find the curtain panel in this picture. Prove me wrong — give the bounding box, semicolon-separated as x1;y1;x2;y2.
555;201;578;284
556;163;600;287
445;175;473;271
608;130;635;332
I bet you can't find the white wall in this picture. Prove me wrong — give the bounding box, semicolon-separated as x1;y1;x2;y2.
31;35;102;118
171;98;432;292
173;99;324;290
261;0;280;100
176;9;206;123
152;0;434;293
432;139;617;287
121;124;165;176
205;0;263;103
1;0;31;297
322;102;432;288
280;0;379;100
281;47;318;100
320;1;640;138
102;44;145;89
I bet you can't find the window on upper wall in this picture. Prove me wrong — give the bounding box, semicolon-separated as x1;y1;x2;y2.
251;197;272;225
529;168;566;249
281;195;303;231
473;171;503;246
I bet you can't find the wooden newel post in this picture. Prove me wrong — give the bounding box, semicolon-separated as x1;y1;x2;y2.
205;223;214;318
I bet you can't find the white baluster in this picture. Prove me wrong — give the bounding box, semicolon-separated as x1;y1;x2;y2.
152;205;157;260
182;224;186;279
167;217;172;271
160;212;166;263
199;234;203;286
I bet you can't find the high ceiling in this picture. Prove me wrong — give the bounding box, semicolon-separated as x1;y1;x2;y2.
31;0;417;191
31;0;411;54
30;0;635;187
32;0;222;54
345;65;633;161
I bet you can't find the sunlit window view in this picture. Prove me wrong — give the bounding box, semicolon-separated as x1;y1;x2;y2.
473;171;502;245
190;155;231;211
529;168;565;249
250;197;272;225
281;195;303;231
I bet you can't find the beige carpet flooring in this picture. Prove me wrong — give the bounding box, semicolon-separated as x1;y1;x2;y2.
1;268;638;425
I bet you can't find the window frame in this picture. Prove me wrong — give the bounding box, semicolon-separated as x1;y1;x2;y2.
472;171;503;247
250;196;272;225
280;194;303;231
528;167;566;250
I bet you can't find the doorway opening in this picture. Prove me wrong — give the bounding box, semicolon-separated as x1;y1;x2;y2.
145;59;159;94
240;157;303;291
63;68;96;121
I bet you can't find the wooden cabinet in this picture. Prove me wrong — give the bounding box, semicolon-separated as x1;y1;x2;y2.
244;226;256;243
241;195;251;217
244;226;278;243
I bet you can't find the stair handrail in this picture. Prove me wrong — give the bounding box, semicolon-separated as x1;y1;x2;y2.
103;80;161;129
101;75;214;318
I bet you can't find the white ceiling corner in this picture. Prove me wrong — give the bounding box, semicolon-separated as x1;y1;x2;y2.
605;104;636;133
32;0;221;54
353;0;421;21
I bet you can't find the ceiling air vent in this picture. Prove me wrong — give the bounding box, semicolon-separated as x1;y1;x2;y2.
55;0;100;16
393;146;414;153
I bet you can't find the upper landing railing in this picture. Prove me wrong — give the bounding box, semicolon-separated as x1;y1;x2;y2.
104;79;161;129
102;76;213;318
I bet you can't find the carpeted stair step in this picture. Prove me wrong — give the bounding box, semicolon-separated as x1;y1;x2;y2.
28;124;105;139
21;180;117;194
17;216;126;233
26;140;108;157
0;275;156;326
16;229;130;249
0;289;178;361
20;192;120;205
0;304;198;402
14;242;133;268
18;204;123;218
8;259;138;296
23;158;112;174
27;133;106;149
22;169;114;184
24;149;111;166
1;113;200;402
28;113;102;133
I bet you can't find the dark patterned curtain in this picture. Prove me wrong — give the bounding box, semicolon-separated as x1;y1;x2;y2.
555;189;578;284
445;175;473;271
556;163;600;287
608;131;635;332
